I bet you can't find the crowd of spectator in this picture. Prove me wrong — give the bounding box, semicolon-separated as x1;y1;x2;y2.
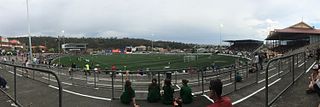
118;69;232;107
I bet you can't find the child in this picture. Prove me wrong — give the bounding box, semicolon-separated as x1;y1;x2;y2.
180;79;193;104
147;79;161;102
162;79;174;105
120;79;139;107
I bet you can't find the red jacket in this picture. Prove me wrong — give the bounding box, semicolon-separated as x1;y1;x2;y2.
207;96;232;107
111;65;116;71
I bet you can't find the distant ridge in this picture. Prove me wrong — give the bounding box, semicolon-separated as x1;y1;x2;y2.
8;36;194;50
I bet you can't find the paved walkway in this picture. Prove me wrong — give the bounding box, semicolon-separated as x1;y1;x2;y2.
271;62;320;107
0;90;13;107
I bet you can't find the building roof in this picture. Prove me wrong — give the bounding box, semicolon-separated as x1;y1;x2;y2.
9;40;21;44
266;21;320;40
62;43;87;45
224;39;263;43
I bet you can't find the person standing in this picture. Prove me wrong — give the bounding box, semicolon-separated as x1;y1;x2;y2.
253;53;260;71
23;60;30;77
111;64;116;77
84;63;91;76
69;63;76;76
258;53;263;70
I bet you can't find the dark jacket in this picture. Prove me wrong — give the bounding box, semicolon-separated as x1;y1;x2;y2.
147;83;161;102
162;85;174;105
120;86;135;104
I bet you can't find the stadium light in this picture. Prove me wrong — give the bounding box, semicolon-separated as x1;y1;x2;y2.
58;30;64;63
151;34;154;53
26;0;33;61
219;24;224;46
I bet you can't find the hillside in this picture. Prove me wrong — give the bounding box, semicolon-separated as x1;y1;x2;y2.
9;36;194;51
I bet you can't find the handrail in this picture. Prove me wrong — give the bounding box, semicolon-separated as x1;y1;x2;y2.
0;62;63;107
265;51;305;107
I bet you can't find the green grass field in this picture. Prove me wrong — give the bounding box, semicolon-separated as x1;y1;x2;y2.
53;54;247;71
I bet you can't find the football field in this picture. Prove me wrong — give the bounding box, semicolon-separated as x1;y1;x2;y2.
53;54;247;70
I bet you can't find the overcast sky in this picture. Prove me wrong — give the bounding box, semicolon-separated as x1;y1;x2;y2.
1;0;320;44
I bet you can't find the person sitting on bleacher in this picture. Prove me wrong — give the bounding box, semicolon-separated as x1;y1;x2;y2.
147;78;161;103
307;65;319;93
207;79;232;107
120;79;139;107
161;79;174;105
235;72;242;82
179;79;193;104
307;65;320;97
0;75;9;90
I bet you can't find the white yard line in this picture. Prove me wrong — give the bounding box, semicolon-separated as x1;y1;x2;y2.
48;85;112;101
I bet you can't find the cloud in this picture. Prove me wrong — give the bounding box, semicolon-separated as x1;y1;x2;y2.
0;0;320;44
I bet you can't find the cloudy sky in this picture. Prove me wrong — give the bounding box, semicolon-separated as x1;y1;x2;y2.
1;0;320;44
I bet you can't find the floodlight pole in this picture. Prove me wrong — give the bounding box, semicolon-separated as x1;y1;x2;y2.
219;24;223;52
151;34;154;53
26;0;33;61
219;26;221;46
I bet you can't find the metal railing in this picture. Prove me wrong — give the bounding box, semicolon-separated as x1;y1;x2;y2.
201;62;258;96
0;62;63;107
265;52;306;107
31;60;252;100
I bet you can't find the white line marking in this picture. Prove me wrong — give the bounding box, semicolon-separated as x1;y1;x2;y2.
306;61;316;73
202;94;214;103
42;77;73;86
48;85;112;101
232;78;281;105
8;71;22;77
298;62;305;67
258;71;283;83
176;85;181;90
192;82;233;95
62;82;72;86
260;67;276;74
223;82;233;87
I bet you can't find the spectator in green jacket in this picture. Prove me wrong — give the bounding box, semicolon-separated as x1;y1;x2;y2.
147;78;161;102
162;79;174;105
120;80;138;106
180;79;193;104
